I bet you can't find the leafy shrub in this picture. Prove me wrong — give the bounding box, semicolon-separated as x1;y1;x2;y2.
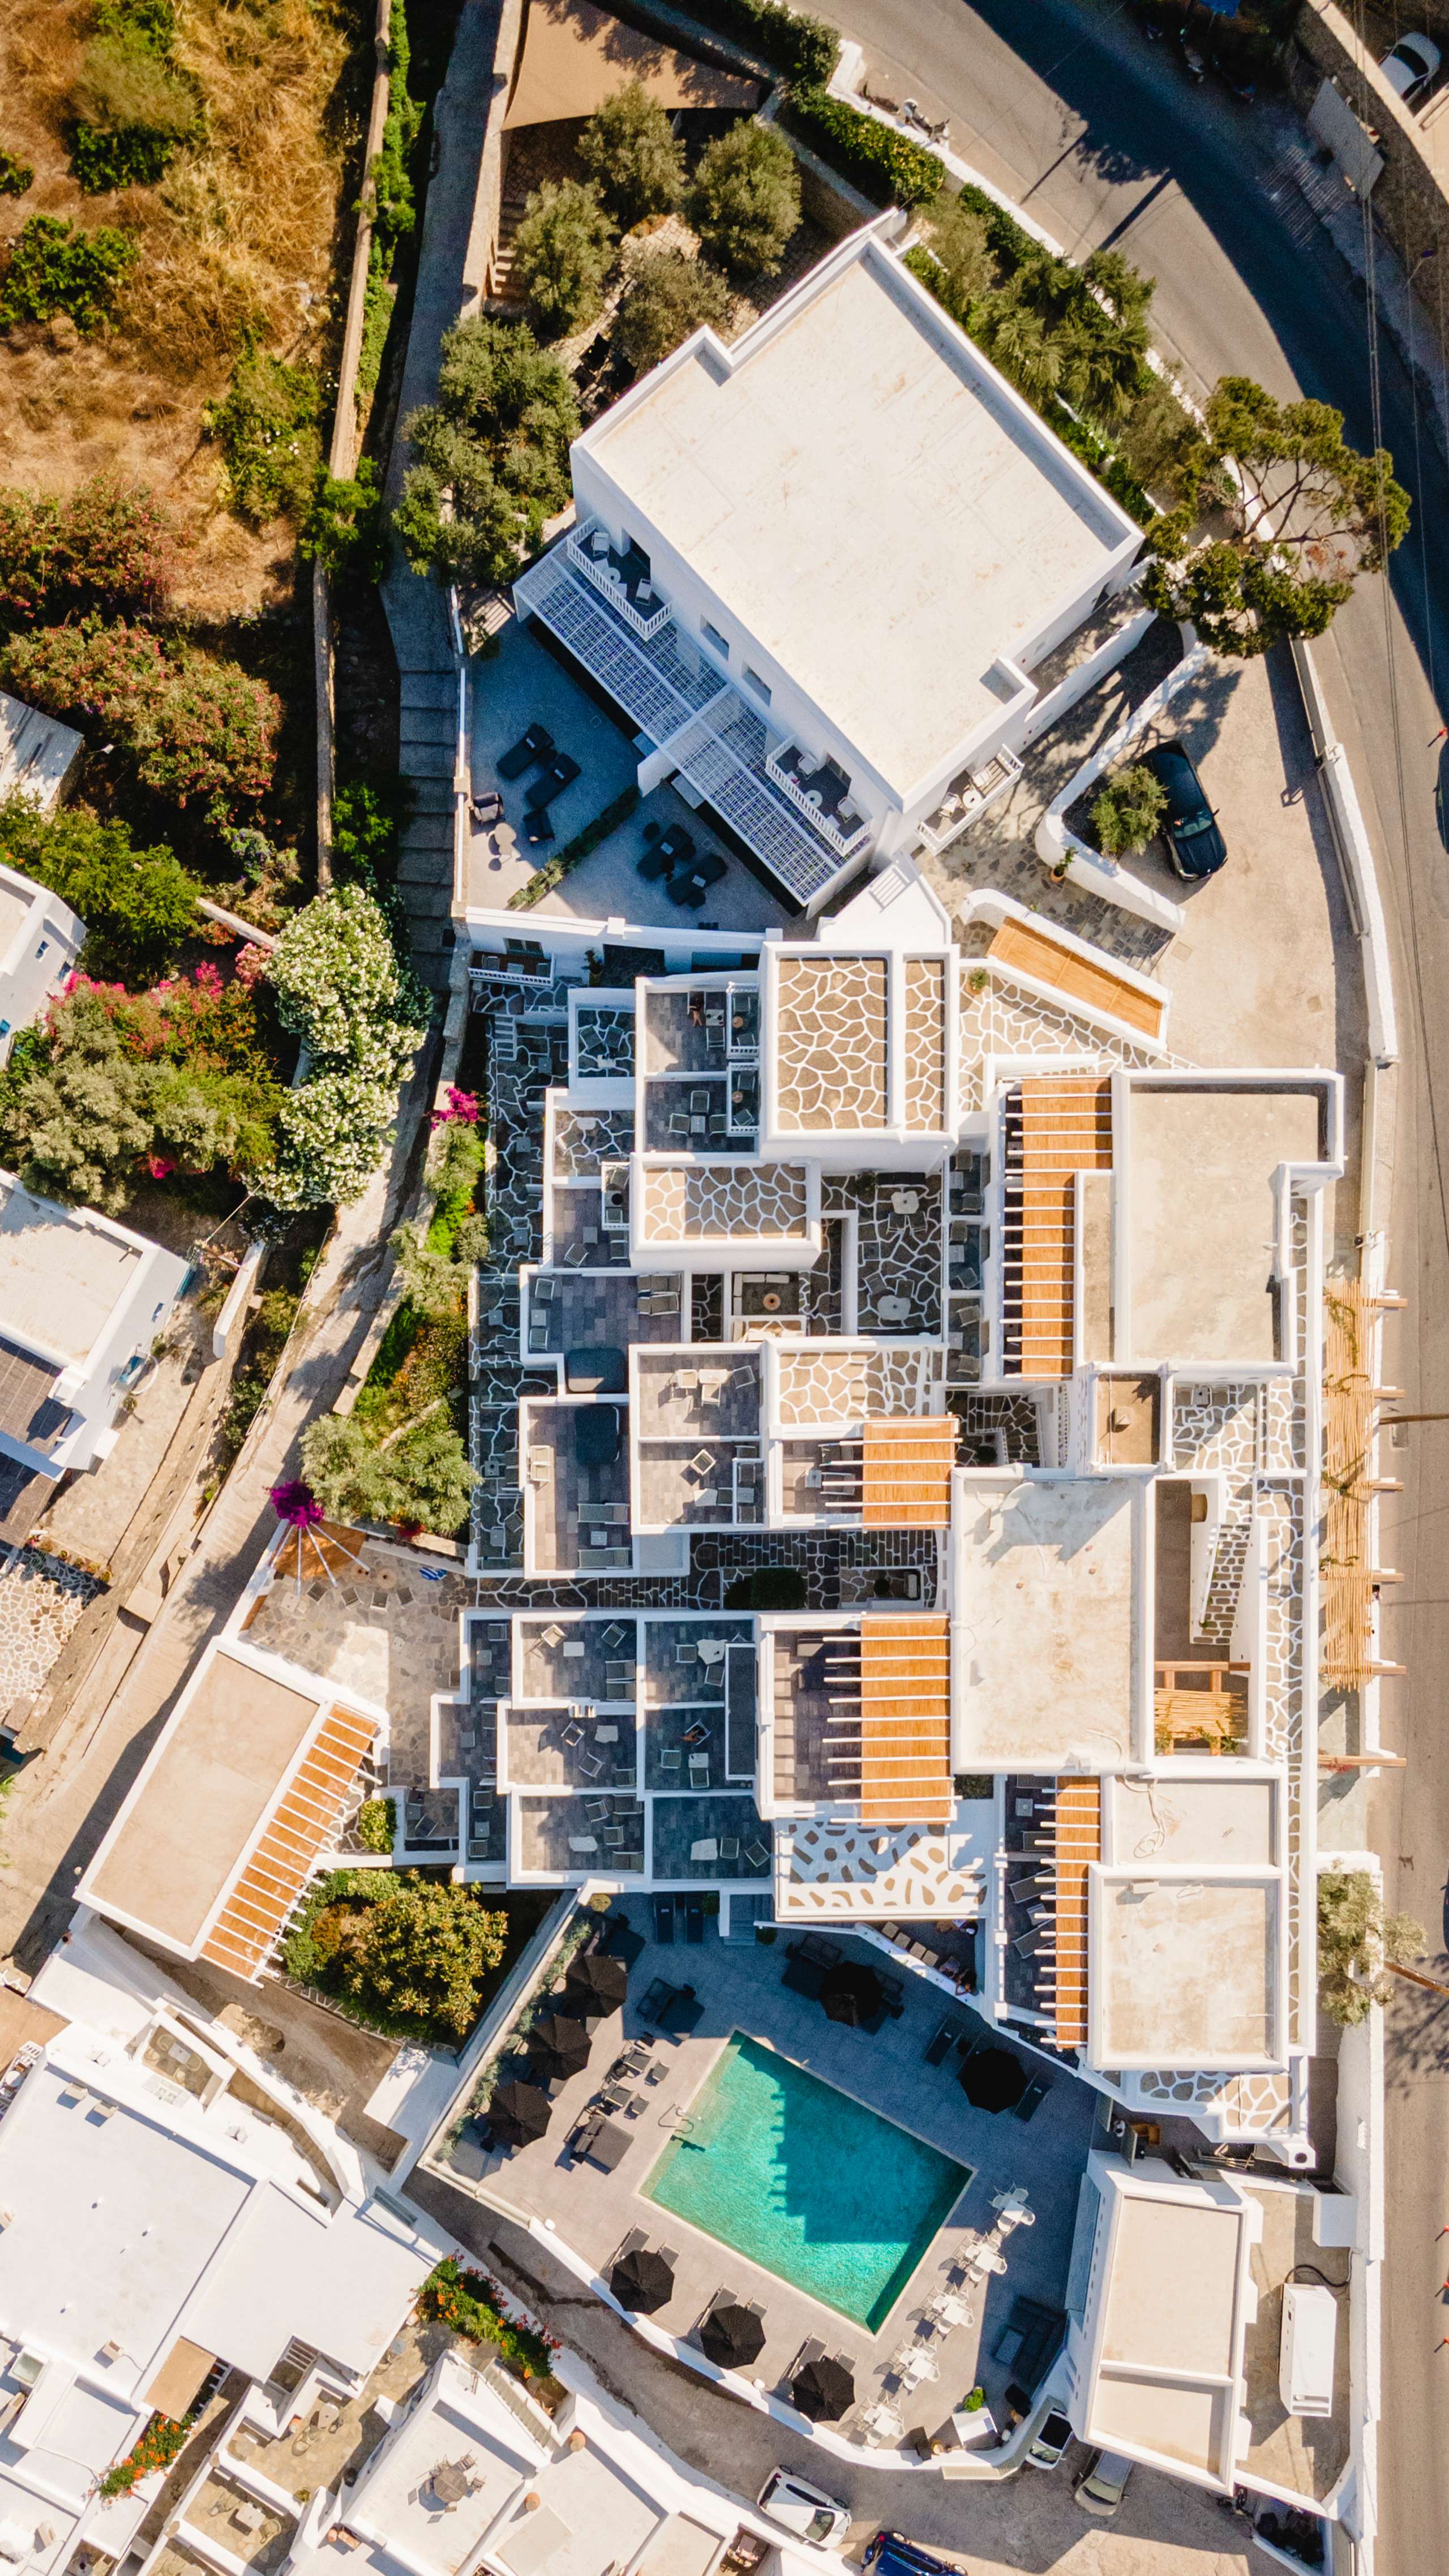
578;80;684;229
0;979;285;1212
265;1066;401;1211
688;121;801;278
0;215;138;333
0;795;198;979
332;773;411;890
512;180;616;335
920;192;994;315
72;29;199;192
419;2260;557;2378
267;884;421;1064
615;248;731;375
302;1404;475;1534
353;1;422;413
0;151;33;198
356;1795;396;1853
284;1873;507;2041
0;619;279;812
395;316;579;585
0;477;174;632
98;2410;193;2499
784;88;942;209
1318;1869;1424;2026
1090;763;1167;857
685;0;838;85
301;460;388;580
204;344;322;523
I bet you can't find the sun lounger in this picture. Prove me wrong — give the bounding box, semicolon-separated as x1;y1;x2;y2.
498;723;555;780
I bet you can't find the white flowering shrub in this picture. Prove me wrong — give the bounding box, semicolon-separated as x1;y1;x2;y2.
263;886;429;1212
268;885;422;1058
264;1066;400;1211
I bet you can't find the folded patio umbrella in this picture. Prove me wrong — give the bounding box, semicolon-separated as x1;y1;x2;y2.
611;2245;675;2313
487;2078;551;2146
568;1951;629;2009
959;2046;1027;2114
529;2012;591;2076
792;2354;855;2421
699;2300;766;2369
820;1961;885;2027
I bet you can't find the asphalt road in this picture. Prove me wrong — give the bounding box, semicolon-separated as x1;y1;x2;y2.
814;5;1449;2570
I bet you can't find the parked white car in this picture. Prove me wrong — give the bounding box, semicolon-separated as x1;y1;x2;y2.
1074;2449;1134;2517
1379;33;1441;101
757;2470;851;2547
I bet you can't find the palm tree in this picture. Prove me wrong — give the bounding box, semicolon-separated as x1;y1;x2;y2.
981;294;1063;402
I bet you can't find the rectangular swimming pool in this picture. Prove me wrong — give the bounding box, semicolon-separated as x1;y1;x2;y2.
642;2033;971;2330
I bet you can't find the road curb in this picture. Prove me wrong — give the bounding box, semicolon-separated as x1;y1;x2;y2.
1291;639;1400;1071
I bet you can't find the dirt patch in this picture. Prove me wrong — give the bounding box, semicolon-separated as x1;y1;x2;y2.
0;0;366;622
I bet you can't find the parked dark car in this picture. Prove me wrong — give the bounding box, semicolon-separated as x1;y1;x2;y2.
1140;740;1227;879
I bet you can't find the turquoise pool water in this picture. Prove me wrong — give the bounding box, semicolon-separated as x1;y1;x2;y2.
642;2033;971;2330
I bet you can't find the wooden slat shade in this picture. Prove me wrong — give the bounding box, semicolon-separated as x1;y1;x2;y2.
1051;1777;1100;2047
1014;1076;1113;1379
858;1616;951;1822
989;918;1164;1039
202;1703;376;1981
1322;1279;1378;1689
861;1416;958;1528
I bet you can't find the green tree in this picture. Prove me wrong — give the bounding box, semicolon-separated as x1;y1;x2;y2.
615;248;731;374
978;291;1063;402
395;316;579;585
301;1405;476;1535
301;460;388;580
1144;378;1411;658
921;192;994;316
688;121;800;279
0;796;198;979
267;884;419;1062
1090;762;1167;858
335;1876;507;2039
578;80;685;229
512;179;616;336
1318;1870;1425;2026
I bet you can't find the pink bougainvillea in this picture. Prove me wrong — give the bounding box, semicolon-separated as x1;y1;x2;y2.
431;1086;479;1129
234;944;268;989
269;1478;323;1528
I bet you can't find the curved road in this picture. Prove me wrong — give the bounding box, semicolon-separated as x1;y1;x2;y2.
812;6;1449;2571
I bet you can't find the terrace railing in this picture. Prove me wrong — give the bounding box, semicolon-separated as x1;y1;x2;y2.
764;747;872;859
567;522;672;641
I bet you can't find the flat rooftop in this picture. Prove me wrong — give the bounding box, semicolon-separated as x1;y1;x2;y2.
1082;2174;1246;2482
1093;1874;1279;2067
1126;1085;1323;1363
583;242;1128;799
954;1476;1137;1767
85;1648;320;1949
0;1176;140;1364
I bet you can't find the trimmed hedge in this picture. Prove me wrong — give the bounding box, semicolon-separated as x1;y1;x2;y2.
688;0;838;87
508;781;639;910
783;87;942;209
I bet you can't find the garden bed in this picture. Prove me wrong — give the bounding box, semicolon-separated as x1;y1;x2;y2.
283;1870;556;2049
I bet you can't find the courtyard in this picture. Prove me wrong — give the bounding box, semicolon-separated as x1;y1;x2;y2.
426;1897;1099;2457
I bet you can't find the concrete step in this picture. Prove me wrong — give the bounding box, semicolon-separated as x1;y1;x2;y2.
398;848;451;890
399;671;456;710
400;813;453;852
400;708;455;746
398;741;454;779
398;884;453;920
406;778;455;815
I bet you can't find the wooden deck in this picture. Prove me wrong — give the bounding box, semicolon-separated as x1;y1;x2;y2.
1322;1278;1399;1691
988;918;1164;1040
858;1616;952;1823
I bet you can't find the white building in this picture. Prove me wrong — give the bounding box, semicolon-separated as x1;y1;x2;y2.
513;228;1142;912
0;1915;440;2576
0;1175;190;1539
0;858;84;1069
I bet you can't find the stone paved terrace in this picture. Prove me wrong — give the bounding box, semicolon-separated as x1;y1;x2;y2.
430;1901;1097;2452
226;2319;449;2500
238;1534;470;1785
773;954;889;1130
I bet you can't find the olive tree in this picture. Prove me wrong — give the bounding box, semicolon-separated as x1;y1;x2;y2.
511;179;616;334
689;121;800;279
579;80;684;229
616;247;731;374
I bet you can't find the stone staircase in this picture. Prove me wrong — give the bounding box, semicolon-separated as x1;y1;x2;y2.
1198;1498;1254;1648
396;668;458;992
487;190;529;305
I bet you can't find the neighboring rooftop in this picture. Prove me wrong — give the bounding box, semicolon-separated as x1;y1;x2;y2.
953;1475;1138;1767
1092;1872;1280;2069
581;238;1133;799
0;1175;141;1366
1125;1083;1324;1362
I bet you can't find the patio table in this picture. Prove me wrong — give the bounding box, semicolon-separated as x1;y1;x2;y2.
951;2403;1000;2450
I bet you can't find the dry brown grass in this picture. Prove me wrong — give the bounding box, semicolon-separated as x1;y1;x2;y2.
0;0;363;619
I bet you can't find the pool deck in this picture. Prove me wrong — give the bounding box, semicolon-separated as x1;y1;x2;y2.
435;1902;1099;2450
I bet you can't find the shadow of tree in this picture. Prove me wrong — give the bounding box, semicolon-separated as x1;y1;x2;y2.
1384;1939;1449;2085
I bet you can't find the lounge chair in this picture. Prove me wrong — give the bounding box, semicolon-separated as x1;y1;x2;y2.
524;753;581;811
653;1895;676;1943
637;840;677;882
470;788;504;826
1013;2078;1049;2121
497;723;555;780
638;1977;675;2024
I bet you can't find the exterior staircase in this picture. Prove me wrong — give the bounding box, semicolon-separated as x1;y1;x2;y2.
488;190;529;304
1198;1501;1254;1647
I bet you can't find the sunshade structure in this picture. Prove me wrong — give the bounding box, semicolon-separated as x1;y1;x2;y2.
698;2300;766;2369
791;2354;855;2421
820;1961;885;2028
504;0;760;127
611;2245;676;2313
487;2078;552;2147
529;2012;591;2077
959;2047;1027;2114
567;1951;629;2010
